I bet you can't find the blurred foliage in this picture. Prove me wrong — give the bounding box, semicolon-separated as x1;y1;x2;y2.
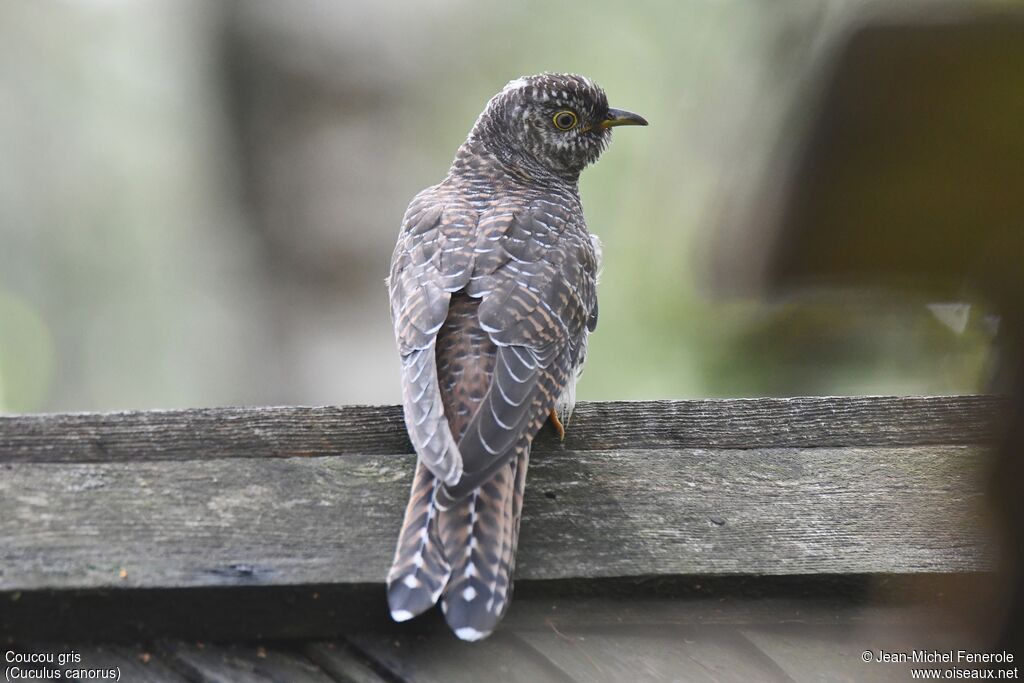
0;291;54;412
0;0;995;412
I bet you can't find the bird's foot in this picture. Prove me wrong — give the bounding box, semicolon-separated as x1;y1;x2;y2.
549;409;565;441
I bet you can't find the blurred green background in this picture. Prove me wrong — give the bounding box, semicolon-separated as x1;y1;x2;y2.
0;0;995;413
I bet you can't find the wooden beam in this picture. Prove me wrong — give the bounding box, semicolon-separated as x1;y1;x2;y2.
5;596;982;680
0;397;1003;595
0;395;1007;463
1;574;988;643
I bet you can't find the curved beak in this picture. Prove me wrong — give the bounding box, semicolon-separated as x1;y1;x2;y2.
600;108;648;129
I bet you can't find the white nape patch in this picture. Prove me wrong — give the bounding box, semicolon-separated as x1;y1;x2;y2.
402;574;422;589
464;562;478;578
462;586;478;602
503;77;529;93
454;627;489;642
391;609;415;622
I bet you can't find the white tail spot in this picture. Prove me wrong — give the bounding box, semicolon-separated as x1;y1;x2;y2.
454;627;489;642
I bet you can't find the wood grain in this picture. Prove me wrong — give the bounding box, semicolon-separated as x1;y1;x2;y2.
67;646;191;683
16;599;982;683
344;631;574;683
160;642;337;683
0;444;995;592
3;576;984;643
0;395;1007;463
305;643;395;683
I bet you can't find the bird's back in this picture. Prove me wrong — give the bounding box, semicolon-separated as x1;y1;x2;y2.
435;290;496;442
386;175;592;638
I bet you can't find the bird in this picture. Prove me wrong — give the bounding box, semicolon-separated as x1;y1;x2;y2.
386;73;646;641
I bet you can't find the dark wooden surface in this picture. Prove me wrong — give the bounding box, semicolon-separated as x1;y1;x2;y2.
10;593;989;683
0;397;1002;595
0;574;974;643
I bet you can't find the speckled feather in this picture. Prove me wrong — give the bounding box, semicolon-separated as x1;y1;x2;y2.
387;73;638;641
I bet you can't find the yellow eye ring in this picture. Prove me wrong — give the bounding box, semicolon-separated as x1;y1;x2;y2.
552;110;578;130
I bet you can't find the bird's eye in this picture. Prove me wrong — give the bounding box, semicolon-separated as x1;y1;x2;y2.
552;111;578;130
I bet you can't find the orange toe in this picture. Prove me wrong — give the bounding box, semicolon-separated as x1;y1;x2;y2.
549;409;566;441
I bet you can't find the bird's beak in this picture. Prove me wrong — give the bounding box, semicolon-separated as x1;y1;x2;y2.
600;108;648;129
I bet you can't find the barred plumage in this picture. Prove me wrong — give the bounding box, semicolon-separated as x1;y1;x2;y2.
387;73;646;640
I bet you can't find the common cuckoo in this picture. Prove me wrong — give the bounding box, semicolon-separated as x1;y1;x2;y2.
387;73;646;640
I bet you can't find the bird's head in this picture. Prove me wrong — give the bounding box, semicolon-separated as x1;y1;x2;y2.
471;73;647;180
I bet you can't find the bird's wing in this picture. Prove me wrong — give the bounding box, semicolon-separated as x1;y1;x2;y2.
389;190;478;486
442;199;598;499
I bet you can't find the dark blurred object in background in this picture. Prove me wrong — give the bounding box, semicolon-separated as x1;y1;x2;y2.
711;6;1024;650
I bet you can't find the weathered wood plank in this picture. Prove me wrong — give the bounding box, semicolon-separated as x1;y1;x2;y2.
0;445;994;592
3;576;981;643
503;597;971;632
513;627;792;683
64;646;191;683
345;632;577;683
2;576;981;643
160;642;338;683
1;584;390;642
305;643;396;683
0;396;1007;463
14;608;982;683
739;623;986;683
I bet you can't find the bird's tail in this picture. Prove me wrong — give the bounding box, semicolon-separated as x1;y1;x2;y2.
387;448;529;641
386;460;451;620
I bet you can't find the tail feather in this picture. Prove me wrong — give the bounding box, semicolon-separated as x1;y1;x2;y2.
386;449;529;641
486;451;517;618
439;450;519;641
388;291;531;639
492;448;528;619
386;461;451;621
